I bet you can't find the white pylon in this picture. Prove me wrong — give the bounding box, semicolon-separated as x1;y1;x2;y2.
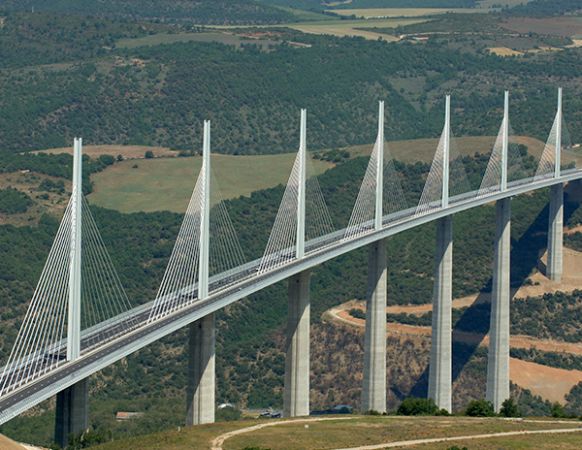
67;138;82;361
442;96;451;208
501;91;509;192
375;101;384;231
555;87;562;178
198;121;211;300
296;109;306;259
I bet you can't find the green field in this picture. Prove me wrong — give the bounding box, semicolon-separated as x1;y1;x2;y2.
329;7;481;18
88;153;333;213
117;32;279;50
88;135;557;214
92;416;582;450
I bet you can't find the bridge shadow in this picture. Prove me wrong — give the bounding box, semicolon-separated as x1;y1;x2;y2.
407;190;579;401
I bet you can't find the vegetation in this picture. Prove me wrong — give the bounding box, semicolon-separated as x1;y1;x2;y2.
89;415;582;450
505;0;582;17
396;397;446;416
511;348;582;372
0;188;32;214
499;398;521;417
512;290;582;343
464;399;495;417
0;1;296;25
0;13;580;157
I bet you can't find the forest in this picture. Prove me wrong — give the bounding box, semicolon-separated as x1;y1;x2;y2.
0;0;295;25
0;13;580;157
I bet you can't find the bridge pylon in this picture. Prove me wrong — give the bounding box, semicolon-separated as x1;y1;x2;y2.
547;88;564;282
486;197;511;412
362;101;388;414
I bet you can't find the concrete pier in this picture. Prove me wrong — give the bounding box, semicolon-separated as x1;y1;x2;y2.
186;313;215;425
428;215;452;412
55;379;88;448
486;198;511;412
547;183;563;282
284;270;310;417
362;240;387;414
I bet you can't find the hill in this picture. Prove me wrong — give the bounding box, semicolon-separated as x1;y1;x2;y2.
92;415;582;450
0;12;580;156
0;0;296;25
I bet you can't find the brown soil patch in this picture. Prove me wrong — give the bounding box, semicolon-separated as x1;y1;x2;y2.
510;358;582;403
0;434;26;449
32;144;178;160
488;47;523;57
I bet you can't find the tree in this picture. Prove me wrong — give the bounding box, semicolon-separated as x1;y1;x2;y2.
499;398;521;417
397;397;440;416
465;399;495;417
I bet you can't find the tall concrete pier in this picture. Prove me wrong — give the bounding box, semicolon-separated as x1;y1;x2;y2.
284;270;311;417
547;183;563;282
55;379;88;448
362;239;387;413
428;215;453;412
486;198;511;412
186;313;215;425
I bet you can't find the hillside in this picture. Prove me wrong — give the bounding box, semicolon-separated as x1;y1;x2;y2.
0;12;580;156
92;415;582;450
0;0;296;25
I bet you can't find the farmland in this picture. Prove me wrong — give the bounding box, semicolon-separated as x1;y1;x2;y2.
328;7;481;18
88;153;333;213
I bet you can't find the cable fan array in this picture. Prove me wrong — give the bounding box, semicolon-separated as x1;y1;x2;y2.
0;196;137;396
148;123;246;323
259;110;333;274
0;90;572;399
344;128;407;239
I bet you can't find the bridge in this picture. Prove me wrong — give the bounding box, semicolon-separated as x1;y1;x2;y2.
0;89;576;447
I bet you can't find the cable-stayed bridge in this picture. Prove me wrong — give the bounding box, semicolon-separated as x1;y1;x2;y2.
0;89;578;446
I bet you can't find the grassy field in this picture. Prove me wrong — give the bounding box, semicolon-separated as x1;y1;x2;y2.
116;32;279;50
88;135;565;214
88;153;333;213
501;17;582;38
328;8;480;18
286;18;427;40
488;46;524;57
91;416;582;450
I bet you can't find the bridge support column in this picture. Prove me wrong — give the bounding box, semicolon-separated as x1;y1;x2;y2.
486;198;511;412
362;239;387;413
55;379;88;448
547;183;563;282
428;215;452;413
186;313;215;425
284;270;310;417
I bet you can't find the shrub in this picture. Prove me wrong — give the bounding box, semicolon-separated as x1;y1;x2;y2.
0;188;33;214
349;308;365;320
98;154;115;166
551;402;567;418
499;398;521;417
397;397;440;416
144;150;154;159
216;405;242;421
465;399;495;417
